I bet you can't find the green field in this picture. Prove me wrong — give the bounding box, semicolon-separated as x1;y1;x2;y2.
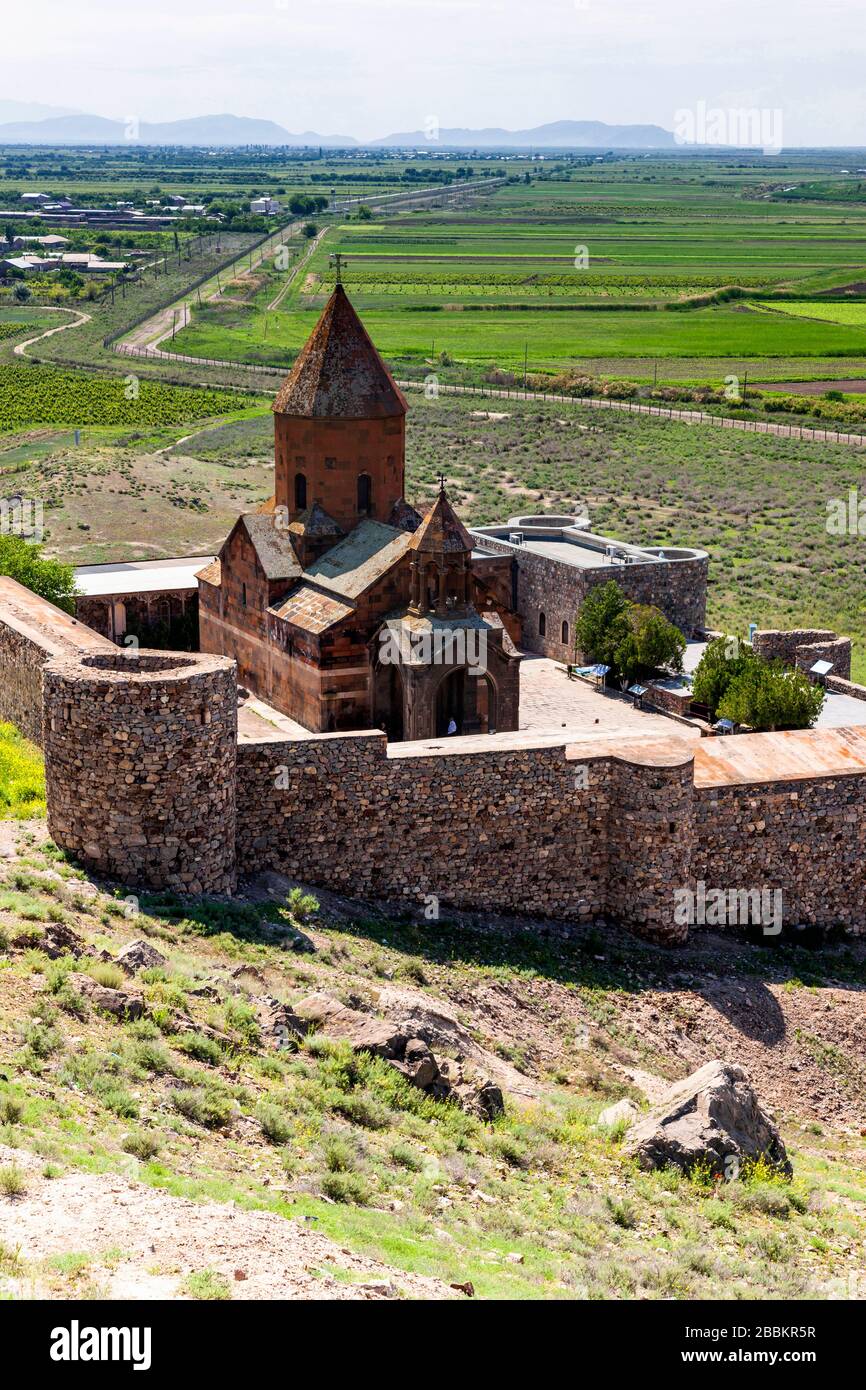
759;300;866;326
161;159;866;381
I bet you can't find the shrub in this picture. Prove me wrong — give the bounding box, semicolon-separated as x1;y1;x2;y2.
320;1170;371;1205
287;887;319;925
179;1032;224;1066
331;1092;390;1130
574;580;630;667
256;1101;293;1145
172;1088;233;1130
389;1141;425;1172
223;999;261;1049
616;603;685;681
87;961;126;990
122;1131;161;1161
0;538;77;614
182;1269;232;1300
718;662;825;731
324;1137;357;1173
692;636;759;718
574;581;683;681
0;1164;27;1198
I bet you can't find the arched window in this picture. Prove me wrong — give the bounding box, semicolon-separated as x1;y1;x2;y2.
294;472;307;510
358;472;372;515
561;620;569;646
538;610;546;638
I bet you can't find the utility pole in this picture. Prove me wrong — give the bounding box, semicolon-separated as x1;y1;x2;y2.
524;342;528;388
742;368;748;405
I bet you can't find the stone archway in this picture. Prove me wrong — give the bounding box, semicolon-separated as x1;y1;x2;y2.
372;653;404;741
434;666;466;736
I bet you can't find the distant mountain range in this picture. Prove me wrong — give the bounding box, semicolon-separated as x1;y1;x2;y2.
0;112;675;150
0;113;355;147
371;120;676;149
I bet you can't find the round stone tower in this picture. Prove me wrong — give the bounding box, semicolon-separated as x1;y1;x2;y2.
43;650;237;894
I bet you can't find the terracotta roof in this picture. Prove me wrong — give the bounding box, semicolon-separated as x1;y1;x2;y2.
234;514;302;582
272;284;407;420
195;558;221;587
271;583;355;634
409;489;474;554
302;519;412;599
694;726;866;788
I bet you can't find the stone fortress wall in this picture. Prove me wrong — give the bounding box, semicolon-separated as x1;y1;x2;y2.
3;578;866;945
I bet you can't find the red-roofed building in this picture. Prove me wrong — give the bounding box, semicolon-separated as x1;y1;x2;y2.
198;285;521;738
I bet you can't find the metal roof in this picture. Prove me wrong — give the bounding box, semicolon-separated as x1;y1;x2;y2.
74;556;215;597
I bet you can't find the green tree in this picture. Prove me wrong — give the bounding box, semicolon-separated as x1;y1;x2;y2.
574;580;630;669
302;222;318;239
12;281;30;303
0;535;77;614
615;603;685;681
717;662;825;731
692;636;758;718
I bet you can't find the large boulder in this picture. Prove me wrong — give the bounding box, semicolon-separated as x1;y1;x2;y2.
115;939;167;975
293;993;504;1117
68;973;144;1022
622;1060;791;1177
294;993;407;1058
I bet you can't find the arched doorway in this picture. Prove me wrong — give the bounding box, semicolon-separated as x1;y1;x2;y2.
372;654;404;741
435;667;465;736
475;674;497;733
358;472;372;516
294;472;307;510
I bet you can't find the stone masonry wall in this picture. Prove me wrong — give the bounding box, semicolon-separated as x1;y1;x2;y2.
0;577;114;745
43;650;237;895
694;776;866;931
236;728;866;939
235;731;696;942
753;629;852;680
0;620;48;745
474;538;708;663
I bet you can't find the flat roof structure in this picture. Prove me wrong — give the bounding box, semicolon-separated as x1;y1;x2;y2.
73;556;215;598
470;513;707;572
694;726;866;787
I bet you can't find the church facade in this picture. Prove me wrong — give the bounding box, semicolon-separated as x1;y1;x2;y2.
197;284;521;739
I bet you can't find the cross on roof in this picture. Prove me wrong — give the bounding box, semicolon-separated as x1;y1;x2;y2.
329;251;347;284
437;472;447;493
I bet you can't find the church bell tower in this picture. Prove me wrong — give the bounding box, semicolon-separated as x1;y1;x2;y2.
271;282;408;534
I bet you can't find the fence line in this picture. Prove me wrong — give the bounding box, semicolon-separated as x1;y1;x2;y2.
108;343;866;446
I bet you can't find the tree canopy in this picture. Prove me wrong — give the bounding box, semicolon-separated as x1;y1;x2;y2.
0;535;77;614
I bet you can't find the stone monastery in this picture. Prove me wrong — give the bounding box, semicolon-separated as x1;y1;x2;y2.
196;283;521;740
1;285;866;947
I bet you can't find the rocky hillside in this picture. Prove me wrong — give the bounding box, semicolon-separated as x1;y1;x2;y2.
1;822;865;1301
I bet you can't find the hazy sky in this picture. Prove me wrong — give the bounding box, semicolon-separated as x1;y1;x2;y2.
5;0;866;144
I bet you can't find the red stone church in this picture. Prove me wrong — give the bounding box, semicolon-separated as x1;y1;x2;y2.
197;284;521;739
